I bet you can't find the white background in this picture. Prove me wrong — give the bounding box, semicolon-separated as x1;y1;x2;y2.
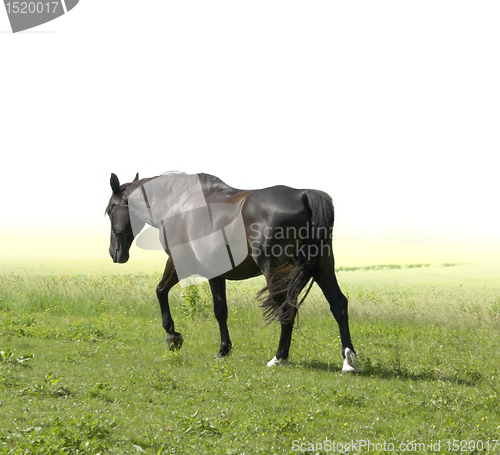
1;1;499;263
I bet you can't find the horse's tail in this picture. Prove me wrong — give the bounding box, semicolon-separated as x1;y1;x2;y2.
258;189;334;324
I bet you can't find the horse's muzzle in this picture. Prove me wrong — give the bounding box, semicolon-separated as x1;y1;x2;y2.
110;244;130;264
114;254;129;264
110;249;129;263
110;231;132;263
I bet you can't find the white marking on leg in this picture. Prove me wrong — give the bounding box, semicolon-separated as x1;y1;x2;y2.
342;348;360;374
267;356;290;367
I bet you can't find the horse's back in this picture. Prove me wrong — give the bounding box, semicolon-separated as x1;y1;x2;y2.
242;185;311;228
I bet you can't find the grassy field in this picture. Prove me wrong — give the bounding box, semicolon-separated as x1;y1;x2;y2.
0;261;499;454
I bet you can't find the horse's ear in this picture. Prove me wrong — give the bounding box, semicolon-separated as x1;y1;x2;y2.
110;173;121;195
133;173;139;182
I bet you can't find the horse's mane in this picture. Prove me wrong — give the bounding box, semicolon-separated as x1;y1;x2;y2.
128;172;201;226
197;173;233;192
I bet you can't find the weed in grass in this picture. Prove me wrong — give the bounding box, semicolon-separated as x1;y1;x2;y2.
0;413;117;454
0;350;34;366
149;367;177;391
16;372;72;399
179;282;212;319
489;296;500;321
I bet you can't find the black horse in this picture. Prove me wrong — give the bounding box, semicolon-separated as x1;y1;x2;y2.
106;172;359;373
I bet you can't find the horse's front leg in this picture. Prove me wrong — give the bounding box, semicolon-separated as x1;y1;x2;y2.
209;277;232;358
156;257;183;350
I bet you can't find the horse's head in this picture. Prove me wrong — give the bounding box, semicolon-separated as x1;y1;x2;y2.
106;172;139;263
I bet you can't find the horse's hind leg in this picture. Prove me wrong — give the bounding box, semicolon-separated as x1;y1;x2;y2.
263;271;297;366
209;277;232;358
157;257;183;350
313;258;359;374
267;302;297;366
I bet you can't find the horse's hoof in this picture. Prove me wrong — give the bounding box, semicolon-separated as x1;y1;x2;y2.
267;356;290;367
342;347;360;374
216;342;232;358
167;333;184;351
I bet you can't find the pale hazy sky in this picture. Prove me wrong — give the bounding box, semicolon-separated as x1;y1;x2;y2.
1;1;499;262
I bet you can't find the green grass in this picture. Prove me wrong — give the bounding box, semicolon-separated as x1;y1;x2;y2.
0;263;499;454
